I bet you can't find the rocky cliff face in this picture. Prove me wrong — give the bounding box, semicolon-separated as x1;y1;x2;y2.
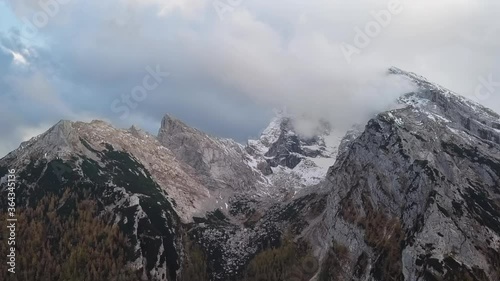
158;115;267;194
158;113;343;199
0;112;343;281
0;120;208;280
247;114;347;194
302;67;500;281
1;68;500;281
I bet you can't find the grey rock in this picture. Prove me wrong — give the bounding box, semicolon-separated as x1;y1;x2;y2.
3;67;500;281
302;67;500;281
158;114;264;192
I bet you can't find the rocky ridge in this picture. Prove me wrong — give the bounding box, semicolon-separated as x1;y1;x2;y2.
1;67;500;281
300;67;500;281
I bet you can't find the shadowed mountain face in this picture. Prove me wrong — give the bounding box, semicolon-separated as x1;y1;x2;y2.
1;68;500;281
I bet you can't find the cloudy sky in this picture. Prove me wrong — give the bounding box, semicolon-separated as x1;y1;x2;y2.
1;0;499;157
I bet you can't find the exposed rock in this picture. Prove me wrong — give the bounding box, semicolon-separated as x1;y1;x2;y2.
302;67;500;281
158;114;266;193
257;161;273;176
2;67;500;281
247;114;346;192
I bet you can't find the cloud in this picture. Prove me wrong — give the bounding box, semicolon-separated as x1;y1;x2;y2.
0;46;28;65
136;0;207;17
0;32;31;65
0;0;500;157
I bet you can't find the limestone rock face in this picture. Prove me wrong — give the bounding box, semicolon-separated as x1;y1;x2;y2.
247;115;347;193
302;68;500;281
2;67;500;281
158;114;265;193
0;120;203;280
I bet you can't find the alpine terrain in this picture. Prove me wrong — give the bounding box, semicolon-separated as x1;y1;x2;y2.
1;67;500;281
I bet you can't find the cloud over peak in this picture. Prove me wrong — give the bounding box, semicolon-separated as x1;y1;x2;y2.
1;0;499;157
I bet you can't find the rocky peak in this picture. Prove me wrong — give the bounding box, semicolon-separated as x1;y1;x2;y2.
246;114;346;191
158;114;266;193
390;66;499;118
1;118;210;222
3;67;500;281
257;115;290;148
1;120;79;166
300;68;500;281
0;118;191;280
160;114;200;137
390;67;500;146
249;116;335;162
128;125;150;138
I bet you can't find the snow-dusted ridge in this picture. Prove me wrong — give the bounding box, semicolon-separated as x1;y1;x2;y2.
246;114;347;195
390;66;500;120
4;67;500;281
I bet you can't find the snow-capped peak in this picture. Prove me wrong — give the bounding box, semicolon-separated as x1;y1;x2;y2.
390;67;500;122
259;115;287;148
389;67;500;147
246;113;346;193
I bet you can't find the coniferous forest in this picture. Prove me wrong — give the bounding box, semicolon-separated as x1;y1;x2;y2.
0;190;140;281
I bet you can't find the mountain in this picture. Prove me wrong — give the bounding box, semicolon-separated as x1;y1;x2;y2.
303;67;500;281
246;114;349;194
158;114;268;195
1;67;499;281
0;120;200;280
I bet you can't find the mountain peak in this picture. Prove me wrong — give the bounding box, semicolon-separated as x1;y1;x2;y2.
158;113;264;192
246;113;346;190
160;113;200;137
128;125;149;138
388;67;500;121
161;113;177;123
48;119;74;137
388;66;449;94
384;68;500;147
1;119;79;163
3;70;500;281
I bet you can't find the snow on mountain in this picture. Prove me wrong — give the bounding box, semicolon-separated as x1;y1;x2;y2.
246;113;346;193
3;67;500;281
0;120;192;279
299;67;500;281
2;119;210;222
157;114;272;205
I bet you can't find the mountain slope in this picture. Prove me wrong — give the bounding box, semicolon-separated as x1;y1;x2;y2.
0;120;208;279
158;114;268;195
302;68;500;281
1;67;500;281
247;114;347;195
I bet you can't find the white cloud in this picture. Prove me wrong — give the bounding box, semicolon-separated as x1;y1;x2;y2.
5;71;66;109
128;0;207;18
1;0;500;153
11;51;28;65
0;45;28;66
